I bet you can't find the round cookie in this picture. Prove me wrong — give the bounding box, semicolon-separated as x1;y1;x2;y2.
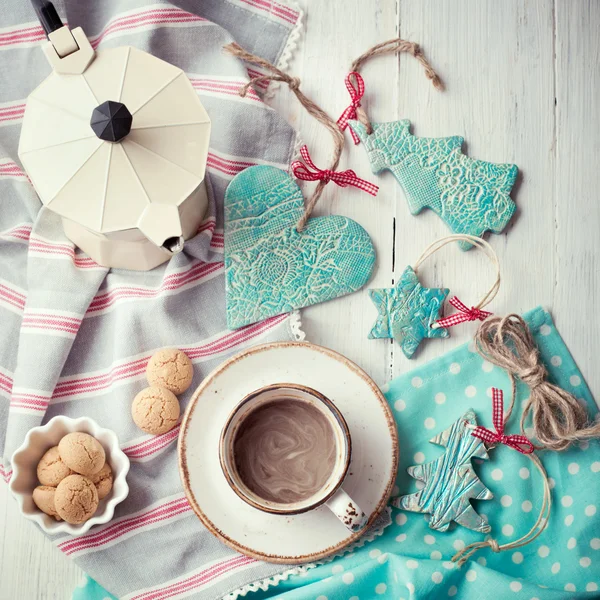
32;485;61;520
58;432;105;476
89;462;113;500
132;386;180;435
146;348;193;394
37;445;72;486
54;474;99;524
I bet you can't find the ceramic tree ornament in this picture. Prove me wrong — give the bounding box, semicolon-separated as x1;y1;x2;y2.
350;120;517;249
338;38;518;250
393;410;493;533
224;166;376;329
18;5;211;270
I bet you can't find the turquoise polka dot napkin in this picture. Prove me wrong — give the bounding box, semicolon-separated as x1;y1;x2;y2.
241;307;599;600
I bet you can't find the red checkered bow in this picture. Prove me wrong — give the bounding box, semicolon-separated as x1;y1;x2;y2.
291;145;379;196
337;72;365;145
435;296;492;329
471;388;534;454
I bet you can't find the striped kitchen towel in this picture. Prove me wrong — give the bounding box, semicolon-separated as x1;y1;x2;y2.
0;0;306;598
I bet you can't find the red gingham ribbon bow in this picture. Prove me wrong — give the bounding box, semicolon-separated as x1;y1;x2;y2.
291;145;379;196
471;388;534;454
337;72;365;145
435;296;492;329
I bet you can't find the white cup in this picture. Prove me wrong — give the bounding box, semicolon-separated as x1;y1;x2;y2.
219;383;367;532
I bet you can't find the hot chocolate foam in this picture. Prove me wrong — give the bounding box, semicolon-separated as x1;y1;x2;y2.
233;398;338;504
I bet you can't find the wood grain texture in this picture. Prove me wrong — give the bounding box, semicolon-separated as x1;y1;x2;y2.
1;1;598;598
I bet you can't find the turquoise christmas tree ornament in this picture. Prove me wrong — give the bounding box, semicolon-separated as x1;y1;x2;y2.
349;120;518;250
224;166;376;329
368;265;449;358
393;410;493;533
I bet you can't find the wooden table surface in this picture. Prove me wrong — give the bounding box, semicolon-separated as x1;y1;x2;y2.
1;0;599;597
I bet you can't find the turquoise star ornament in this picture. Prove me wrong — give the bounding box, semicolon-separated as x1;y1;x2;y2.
392;410;493;533
368;265;449;358
349;120;518;250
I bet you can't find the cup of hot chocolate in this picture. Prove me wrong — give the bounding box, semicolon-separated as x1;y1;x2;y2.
219;383;367;532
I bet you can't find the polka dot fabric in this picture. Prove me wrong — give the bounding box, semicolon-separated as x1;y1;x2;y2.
240;308;599;600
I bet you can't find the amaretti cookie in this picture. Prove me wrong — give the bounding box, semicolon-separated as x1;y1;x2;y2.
89;462;113;499
146;348;193;395
58;432;105;476
32;485;61;520
37;446;72;486
54;474;99;524
132;386;180;435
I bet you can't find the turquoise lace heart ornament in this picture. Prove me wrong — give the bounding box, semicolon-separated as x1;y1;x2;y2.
224;166;376;329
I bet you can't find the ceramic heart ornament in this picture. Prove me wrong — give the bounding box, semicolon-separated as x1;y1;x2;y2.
224;166;376;329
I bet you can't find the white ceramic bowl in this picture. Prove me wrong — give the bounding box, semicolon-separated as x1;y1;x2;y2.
9;416;130;535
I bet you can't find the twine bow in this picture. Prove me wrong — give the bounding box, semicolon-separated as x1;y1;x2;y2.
337;72;365;144
291;146;379;196
471;388;534;454
435;296;492;329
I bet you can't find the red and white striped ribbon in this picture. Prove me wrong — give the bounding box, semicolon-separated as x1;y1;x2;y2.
435;296;492;329
471;388;534;454
291;145;378;196
337;72;365;144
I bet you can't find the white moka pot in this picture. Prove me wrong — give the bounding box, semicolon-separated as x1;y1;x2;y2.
18;19;211;270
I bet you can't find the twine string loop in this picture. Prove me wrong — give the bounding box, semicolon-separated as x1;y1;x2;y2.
475;314;600;451
341;38;444;137
224;42;377;232
411;234;500;329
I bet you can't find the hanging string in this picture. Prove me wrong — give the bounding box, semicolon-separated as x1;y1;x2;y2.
412;234;501;328
452;451;551;567
338;38;444;139
224;42;378;232
475;314;600;451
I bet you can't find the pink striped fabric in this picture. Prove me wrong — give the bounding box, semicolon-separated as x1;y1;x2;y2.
0;223;31;241
0;462;11;483
0;102;25;124
122;426;180;461
10;389;51;412
28;235;103;269
0;281;26;312
0;160;29;181
247;67;269;90
86;261;224;316
190;77;262;102
51;314;288;401
207;151;261;178
0;370;12;398
0;7;206;50
0;1;301;596
127;555;257;600
236;0;299;25
57;495;193;556
21;312;82;335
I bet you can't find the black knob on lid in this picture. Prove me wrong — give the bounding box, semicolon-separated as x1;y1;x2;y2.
90;101;132;143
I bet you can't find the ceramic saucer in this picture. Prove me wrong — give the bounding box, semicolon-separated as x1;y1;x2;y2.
178;341;398;564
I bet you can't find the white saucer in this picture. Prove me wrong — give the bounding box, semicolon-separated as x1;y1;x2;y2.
178;341;398;564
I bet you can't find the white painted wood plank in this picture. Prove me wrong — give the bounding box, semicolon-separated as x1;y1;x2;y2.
391;0;557;377
271;0;400;386
554;0;600;405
